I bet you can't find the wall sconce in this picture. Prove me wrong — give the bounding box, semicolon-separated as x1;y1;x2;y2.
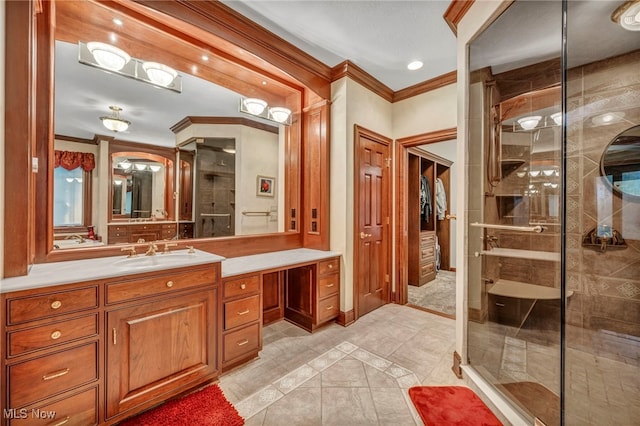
79;41;182;93
100;106;131;132
239;97;292;125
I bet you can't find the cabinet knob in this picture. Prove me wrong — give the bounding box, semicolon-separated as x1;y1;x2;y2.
50;330;62;340
240;283;246;290
51;300;62;310
328;264;333;269
166;281;174;288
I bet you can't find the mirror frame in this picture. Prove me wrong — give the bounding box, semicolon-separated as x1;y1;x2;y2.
600;124;640;201
5;0;331;270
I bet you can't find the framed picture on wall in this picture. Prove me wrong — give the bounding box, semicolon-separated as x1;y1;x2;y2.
257;175;275;197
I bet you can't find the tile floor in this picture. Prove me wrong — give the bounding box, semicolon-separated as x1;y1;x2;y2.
218;304;504;425
407;271;456;317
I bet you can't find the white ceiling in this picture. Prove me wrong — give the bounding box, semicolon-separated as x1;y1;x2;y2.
222;0;458;91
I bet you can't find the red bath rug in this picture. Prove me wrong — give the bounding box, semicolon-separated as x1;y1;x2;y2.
408;386;502;426
120;384;244;426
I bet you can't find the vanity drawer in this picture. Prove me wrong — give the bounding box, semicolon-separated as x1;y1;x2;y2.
161;228;177;238
223;275;259;300
318;275;339;299
224;295;260;330
8;314;98;357
318;258;339;276
223;323;260;363
420;262;436;277
106;267;216;304
9;387;98;426
421;245;435;260
420;232;435;245
7;287;98;325
317;294;339;323
8;343;98;408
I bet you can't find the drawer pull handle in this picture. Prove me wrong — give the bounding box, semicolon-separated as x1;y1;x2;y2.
113;328;117;345
495;303;505;307
43;368;69;381
50;330;62;340
326;283;335;288
237;309;250;316
237;339;249;346
326;305;334;310
50;416;70;426
166;281;174;288
240;283;246;290
51;300;62;310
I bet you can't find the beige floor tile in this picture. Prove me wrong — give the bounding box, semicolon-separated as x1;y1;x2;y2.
321;387;378;425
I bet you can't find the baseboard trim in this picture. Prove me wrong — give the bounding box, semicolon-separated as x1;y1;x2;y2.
449;267;457;272
468;307;487;323
337;310;355;327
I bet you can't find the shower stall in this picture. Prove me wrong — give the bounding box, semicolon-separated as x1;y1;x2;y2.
464;1;640;424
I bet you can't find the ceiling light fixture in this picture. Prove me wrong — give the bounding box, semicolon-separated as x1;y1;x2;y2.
100;106;130;132
407;60;423;71
517;115;542;130
142;62;178;87
243;98;268;115
269;107;292;124
86;42;130;71
612;0;640;31
591;111;625;126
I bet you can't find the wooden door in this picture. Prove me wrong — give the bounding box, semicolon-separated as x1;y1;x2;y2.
355;126;391;318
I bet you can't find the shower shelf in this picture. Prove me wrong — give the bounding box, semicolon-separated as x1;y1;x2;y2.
481;248;560;262
489;279;572;300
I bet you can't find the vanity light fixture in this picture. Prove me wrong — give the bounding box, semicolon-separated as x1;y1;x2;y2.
612;0;640;31
142;62;178;87
517;115;542;130
134;163;148;171
86;42;130;71
243;98;268;115
551;183;558;189
550;112;562;126
269;107;292;124
529;170;541;177
542;169;556;177
65;178;75;183
100;106;131;133
149;165;162;172
516;171;527;178
118;160;132;170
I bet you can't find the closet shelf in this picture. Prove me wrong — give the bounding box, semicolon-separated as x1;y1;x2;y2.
489;279;573;300
481;248;560;262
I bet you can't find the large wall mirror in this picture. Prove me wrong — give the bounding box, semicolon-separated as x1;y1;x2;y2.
50;0;301;251
601;124;640;199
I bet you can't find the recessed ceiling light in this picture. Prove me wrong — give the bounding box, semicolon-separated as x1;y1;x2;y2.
113;18;123;26
191;65;198;74
262;81;267;85
407;60;423;71
202;55;209;61
109;33;117;43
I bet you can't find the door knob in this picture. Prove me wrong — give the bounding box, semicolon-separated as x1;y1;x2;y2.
360;232;372;239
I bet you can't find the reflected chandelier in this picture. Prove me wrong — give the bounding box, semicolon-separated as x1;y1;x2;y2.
100;106;131;132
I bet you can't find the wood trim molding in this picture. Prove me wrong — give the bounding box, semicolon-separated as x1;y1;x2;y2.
331;60;395;103
444;0;475;35
170;116;279;135
394;127;457;306
337;310;355;327
54;134;99;145
393;71;457;102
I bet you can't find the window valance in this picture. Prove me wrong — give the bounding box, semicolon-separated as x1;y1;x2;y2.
54;150;96;172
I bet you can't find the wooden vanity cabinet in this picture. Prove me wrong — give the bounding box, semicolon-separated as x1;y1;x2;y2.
1;262;221;426
107;223;177;244
1;283;101;426
104;264;219;421
284;256;340;332
221;273;262;371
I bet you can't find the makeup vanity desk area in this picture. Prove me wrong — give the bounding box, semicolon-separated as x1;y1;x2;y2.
220;248;342;371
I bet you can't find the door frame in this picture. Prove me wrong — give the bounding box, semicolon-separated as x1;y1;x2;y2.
395;128;457;305
353;125;393;320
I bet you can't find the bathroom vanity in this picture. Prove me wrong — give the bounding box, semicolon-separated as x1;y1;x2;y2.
0;248;340;425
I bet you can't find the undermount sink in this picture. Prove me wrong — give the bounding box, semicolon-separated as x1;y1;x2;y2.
113;252;197;269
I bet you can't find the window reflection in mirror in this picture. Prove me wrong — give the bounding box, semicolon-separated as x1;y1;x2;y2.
601;125;640;199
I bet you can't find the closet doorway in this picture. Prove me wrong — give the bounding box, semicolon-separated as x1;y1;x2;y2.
396;129;457;319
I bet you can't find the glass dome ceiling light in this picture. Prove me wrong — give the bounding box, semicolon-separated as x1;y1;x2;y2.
86;42;130;71
100;106;130;133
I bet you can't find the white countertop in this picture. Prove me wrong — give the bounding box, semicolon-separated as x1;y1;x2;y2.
0;249;225;294
222;248;341;277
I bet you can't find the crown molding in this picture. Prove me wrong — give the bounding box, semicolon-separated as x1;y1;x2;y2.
444;0;475;35
393;71;457;102
170;116;279;134
331;60;395;102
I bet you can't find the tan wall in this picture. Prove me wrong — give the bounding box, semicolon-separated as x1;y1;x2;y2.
566;51;640;338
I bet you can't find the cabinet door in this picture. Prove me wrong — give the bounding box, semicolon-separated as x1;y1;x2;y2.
105;289;218;419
